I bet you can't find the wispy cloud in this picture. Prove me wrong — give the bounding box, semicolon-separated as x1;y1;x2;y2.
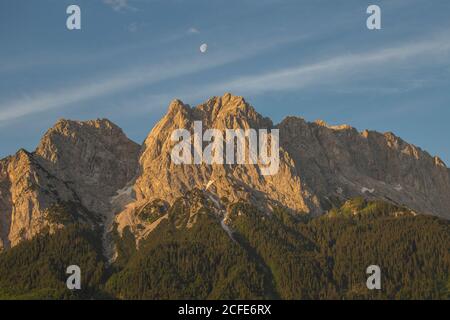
187;27;200;34
127;22;143;32
3;32;448;125
0;36;304;123
119;34;450;113
102;0;136;12
202;35;450;96
161;26;202;43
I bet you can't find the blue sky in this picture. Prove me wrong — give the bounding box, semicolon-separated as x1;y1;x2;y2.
1;0;450;163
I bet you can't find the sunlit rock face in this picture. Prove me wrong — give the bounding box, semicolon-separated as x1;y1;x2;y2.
115;93;450;242
35;118;140;214
0;119;140;250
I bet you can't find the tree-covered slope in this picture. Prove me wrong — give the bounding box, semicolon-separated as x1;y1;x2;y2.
228;198;450;299
0;197;448;300
105;196;272;299
0;224;107;299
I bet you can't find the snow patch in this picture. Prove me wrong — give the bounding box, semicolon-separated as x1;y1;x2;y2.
220;219;236;243
103;184;135;264
361;187;375;194
205;179;215;191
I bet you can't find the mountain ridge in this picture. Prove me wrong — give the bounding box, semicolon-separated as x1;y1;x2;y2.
0;93;449;252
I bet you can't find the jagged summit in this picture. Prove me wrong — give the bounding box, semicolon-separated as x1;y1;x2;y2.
196;93;249;115
39;118;124;143
313;119;352;131
163;93;272;129
167;99;190;115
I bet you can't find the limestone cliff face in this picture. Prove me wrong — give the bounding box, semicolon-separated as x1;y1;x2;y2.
278;117;450;218
35;119;140;214
134;93;314;212
0;149;79;249
0;119;140;251
115;93;450;240
116;94;318;240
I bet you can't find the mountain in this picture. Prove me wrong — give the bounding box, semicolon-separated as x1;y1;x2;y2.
1;94;450;251
278;117;450;217
114;93;450;244
0;94;449;300
1;93;449;251
1;194;449;299
0;119;140;251
105;196;450;300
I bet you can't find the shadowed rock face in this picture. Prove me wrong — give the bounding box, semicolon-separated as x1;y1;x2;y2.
1;93;449;250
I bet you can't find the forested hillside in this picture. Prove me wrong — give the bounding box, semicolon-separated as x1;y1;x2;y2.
0;197;448;300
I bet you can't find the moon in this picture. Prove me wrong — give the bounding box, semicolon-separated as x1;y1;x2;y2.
199;43;208;53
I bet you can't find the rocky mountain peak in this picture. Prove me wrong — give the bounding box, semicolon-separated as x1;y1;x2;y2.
37;118;126;152
1;94;450;252
196;93;247;115
0;117;141;251
160;93;271;130
127;94;450;243
194;93;272;129
140;93;273;173
167;99;190;117
34;118;140;215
